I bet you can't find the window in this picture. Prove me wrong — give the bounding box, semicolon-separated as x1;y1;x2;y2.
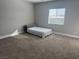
48;8;65;25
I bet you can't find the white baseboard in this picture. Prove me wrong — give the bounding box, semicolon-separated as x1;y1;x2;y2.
1;31;79;39
0;30;20;39
0;35;12;39
55;32;79;39
0;33;19;39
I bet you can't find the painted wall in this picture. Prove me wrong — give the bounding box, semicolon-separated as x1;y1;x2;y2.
0;0;34;36
35;0;79;36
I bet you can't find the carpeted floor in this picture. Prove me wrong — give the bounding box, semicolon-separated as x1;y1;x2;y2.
0;33;79;59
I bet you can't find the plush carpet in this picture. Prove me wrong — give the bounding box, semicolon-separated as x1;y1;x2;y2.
0;34;79;59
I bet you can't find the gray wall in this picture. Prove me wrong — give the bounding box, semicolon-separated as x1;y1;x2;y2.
35;0;79;36
0;0;34;36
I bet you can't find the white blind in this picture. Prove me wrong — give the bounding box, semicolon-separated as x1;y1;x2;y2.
48;8;65;25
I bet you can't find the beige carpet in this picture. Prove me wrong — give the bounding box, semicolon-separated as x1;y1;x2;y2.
0;33;79;59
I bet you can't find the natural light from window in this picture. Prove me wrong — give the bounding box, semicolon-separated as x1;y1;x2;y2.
48;8;65;25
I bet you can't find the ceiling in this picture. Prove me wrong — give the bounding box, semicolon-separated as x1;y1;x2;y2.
25;0;54;3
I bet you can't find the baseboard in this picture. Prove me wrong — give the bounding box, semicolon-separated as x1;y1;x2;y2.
0;35;12;39
0;31;20;39
55;32;79;39
1;31;79;39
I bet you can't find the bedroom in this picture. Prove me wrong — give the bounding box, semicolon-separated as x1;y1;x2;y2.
0;0;79;59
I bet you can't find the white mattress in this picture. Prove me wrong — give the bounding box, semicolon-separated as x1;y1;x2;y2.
27;27;53;38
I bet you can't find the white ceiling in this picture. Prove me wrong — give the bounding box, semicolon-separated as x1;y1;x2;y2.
25;0;54;3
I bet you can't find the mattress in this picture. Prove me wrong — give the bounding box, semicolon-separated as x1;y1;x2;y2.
27;27;53;38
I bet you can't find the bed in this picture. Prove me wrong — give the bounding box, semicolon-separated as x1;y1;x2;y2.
27;27;53;38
